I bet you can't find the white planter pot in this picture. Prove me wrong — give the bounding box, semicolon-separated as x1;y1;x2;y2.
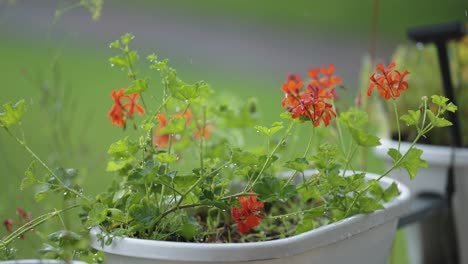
90;173;410;264
0;260;87;264
375;138;468;264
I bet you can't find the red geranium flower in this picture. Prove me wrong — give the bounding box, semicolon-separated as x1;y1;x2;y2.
367;62;410;100
123;93;145;118
281;65;339;127
153;110;192;148
3;218;14;233
108;88;126;127
108;88;145;128
231;194;264;234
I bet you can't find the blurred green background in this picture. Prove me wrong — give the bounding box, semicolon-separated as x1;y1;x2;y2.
0;0;465;261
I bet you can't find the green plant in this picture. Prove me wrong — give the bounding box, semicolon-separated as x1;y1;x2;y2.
0;33;456;261
386;36;468;147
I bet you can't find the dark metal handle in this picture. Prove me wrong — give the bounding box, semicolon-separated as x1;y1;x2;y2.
408;21;466;44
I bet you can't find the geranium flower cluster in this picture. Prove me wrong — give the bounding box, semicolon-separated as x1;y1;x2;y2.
153;110;212;148
280;65;341;127
367;62;410;100
2;208;32;240
107;88;145;128
230;195;264;234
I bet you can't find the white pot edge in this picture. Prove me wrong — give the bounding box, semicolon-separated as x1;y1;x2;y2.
89;172;411;262
376;138;468;166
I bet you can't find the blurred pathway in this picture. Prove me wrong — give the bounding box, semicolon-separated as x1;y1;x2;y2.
2;0;398;86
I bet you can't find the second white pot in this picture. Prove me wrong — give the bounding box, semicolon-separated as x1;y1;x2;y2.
375;138;468;264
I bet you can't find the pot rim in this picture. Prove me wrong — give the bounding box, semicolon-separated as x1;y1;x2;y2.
90;172;410;262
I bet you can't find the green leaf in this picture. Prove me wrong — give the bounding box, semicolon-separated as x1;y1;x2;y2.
431;95;449;107
112;189;127;203
359;196;384;213
158;116;187;134
0;99;25;128
146;53;157;62
120;33;135;45
400;110;421;126
284;157;309;172
179;222;198;240
446;103;457;113
34;184;49;202
106;160;132;172
295;205;325;235
171;83;201;100
126;79;148;94
232;148;258;166
348;127;381;147
254;122;283;137
86;203;108;226
253;177;297;202
48;230;81;243
156;152;178;163
109;40;120;49
108;137;139;157
298;186;321;201
367;179;384;200
427;111;452;127
128;201;160;228
172;175;198;193
150;58;169;71
338;110;380;147
311;144;342;171
21;160;37;190
109;55;127;67
383;182;400;202
127;50;139;65
107;208;127;223
387;147;427;179
327;173;347;188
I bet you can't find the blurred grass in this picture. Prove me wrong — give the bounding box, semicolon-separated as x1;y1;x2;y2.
115;0;465;38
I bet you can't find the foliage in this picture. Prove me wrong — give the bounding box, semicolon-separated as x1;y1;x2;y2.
0;33;455;259
387;36;468;147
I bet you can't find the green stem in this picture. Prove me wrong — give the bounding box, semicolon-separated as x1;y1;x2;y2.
0;204;81;249
392;100;402;152
246;121;295;191
3;128;91;203
345;101;433;217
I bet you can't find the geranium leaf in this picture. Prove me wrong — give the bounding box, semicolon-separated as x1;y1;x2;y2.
126;79;148;94
427;111;452;127
358;196;384;213
383;182;400;202
400;110;420;126
253;177;297;202
108;137;139;157
0;99;25;128
21;160;37;190
48;230;81;243
387;147;427;179
284;157;309;172
109;55;127;68
295;205;324;235
129;201;160;228
156;153;178;163
338;110;380;147
348;127;381;147
179;222;198;240
120;33;134;45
